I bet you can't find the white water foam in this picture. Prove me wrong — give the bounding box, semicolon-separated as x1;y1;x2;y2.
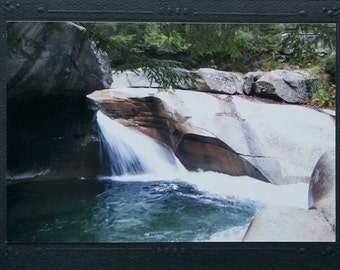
96;110;186;177
107;171;308;209
96;110;309;210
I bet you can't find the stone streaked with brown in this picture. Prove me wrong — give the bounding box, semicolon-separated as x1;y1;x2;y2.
88;89;268;181
87;88;335;185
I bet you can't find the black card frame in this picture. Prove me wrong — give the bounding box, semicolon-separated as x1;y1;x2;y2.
0;0;338;269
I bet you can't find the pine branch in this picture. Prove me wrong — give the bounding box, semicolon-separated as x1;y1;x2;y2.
116;57;201;90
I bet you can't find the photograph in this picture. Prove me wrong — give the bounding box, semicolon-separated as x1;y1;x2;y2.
6;21;336;243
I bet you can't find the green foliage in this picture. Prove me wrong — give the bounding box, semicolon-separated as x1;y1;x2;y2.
322;54;336;83
116;58;200;89
278;24;336;67
310;84;336;109
179;24;284;71
140;60;200;90
79;22;201;89
278;24;336;110
77;22;335;91
144;27;191;54
79;22;285;72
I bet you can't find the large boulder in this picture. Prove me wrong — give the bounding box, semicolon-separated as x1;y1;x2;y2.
111;68;196;90
87;88;335;185
253;70;320;103
308;149;336;231
111;68;245;94
242;207;335;241
7;22;113;103
243;71;264;95
193;68;244;94
111;69;160;89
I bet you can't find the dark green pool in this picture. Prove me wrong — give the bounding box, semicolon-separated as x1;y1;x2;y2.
7;177;259;243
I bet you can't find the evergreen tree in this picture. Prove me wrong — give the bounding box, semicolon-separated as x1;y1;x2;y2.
78;22;334;89
278;24;336;67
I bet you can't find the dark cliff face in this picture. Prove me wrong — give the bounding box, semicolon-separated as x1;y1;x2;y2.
6;97;106;183
6;22;113;183
7;22;113;104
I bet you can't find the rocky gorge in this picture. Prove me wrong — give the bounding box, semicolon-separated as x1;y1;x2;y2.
87;69;336;241
6;22;335;242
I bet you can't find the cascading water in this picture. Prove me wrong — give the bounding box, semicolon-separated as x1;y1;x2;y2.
6;110;309;243
95;110;308;208
91;110;309;241
96;110;186;178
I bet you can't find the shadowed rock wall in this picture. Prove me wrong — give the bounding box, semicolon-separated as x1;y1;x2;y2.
7;22;112;103
6;22;113;183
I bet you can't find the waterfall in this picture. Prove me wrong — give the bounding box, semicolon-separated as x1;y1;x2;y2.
96;110;185;178
95;110;309;209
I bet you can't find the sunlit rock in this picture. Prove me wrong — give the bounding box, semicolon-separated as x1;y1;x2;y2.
193;68;244;94
111;68;245;94
253;69;321;103
242;207;335;241
87;88;335;185
111;69;160;89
